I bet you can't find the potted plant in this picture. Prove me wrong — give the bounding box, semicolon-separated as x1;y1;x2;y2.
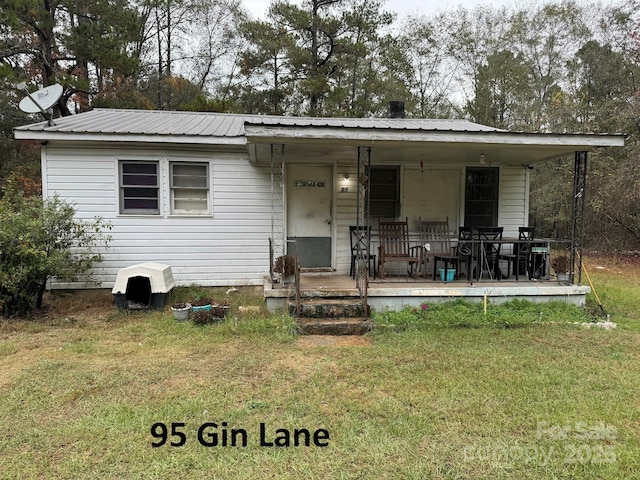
274;255;297;282
552;255;570;282
192;300;229;325
211;303;229;319
190;291;214;312
171;302;191;321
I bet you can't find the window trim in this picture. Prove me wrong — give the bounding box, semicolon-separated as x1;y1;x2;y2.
169;161;211;216
119;160;160;215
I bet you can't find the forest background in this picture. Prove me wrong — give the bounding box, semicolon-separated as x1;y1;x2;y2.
1;0;638;250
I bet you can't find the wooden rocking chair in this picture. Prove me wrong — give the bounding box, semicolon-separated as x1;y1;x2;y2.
377;218;420;279
418;217;459;281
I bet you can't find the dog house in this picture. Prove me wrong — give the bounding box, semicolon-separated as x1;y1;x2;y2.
112;262;175;310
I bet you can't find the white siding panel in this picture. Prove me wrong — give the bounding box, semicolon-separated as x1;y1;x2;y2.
41;141;533;288
498;166;527;237
335;163;359;275
43;144;273;288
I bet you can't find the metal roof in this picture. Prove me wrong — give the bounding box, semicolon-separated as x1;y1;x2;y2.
14;109;249;137
13;108;625;158
14;108;505;137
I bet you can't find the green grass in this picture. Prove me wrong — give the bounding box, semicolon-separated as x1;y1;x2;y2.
1;267;639;479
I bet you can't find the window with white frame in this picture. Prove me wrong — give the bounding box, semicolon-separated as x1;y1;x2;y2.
170;162;209;214
119;161;160;214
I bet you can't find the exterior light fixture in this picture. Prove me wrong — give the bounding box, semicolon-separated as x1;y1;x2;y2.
479;154;486;166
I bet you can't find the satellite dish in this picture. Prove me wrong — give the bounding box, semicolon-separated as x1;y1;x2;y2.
19;84;63;113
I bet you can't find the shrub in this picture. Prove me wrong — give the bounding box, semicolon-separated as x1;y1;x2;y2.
0;192;111;317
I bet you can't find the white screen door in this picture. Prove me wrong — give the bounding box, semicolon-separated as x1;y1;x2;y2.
286;164;332;268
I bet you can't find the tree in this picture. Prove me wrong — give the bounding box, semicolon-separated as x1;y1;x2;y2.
567;40;636;132
238;18;294;114
0;0;146;115
507;1;591;131
0;191;111;317
399;14;457;118
238;0;407;117
441;5;512;116
262;0;347;116
326;0;400;117
466;49;532;128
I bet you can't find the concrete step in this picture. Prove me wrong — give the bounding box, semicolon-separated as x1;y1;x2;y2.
297;318;373;335
290;299;369;319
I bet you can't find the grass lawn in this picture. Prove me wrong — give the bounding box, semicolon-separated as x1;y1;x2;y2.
1;256;639;479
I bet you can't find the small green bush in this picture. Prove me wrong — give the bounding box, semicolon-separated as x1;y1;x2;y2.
0;192;111;317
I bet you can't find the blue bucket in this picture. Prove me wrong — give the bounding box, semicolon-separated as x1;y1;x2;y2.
191;304;212;312
439;268;455;283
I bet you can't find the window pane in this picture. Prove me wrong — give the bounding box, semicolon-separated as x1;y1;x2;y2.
173;164;206;177
122;174;157;186
124;198;159;210
465;167;498;227
120;161;159;214
368;167;400;218
173;190;208;211
123;187;158;199
123;163;157;175
170;163;209;214
173;175;207;188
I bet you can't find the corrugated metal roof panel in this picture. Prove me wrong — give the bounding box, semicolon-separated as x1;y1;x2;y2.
15;109;254;137
15;108;506;136
15;109;624;145
244;116;504;132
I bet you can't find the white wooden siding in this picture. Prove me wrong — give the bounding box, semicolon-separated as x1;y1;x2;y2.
333;163;529;276
43;142;531;287
335;162;358;275
498;165;527;237
43;144;273;288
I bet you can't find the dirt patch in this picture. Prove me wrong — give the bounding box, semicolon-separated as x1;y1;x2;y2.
296;335;372;347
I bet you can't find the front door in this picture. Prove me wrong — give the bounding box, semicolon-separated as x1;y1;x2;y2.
286;164;333;268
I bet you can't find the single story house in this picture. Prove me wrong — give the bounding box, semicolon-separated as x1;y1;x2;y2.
14;108;625;310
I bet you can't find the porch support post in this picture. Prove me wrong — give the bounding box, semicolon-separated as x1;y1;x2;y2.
356;146;371;229
356;147;372;314
571;151;587;285
270;144;285;269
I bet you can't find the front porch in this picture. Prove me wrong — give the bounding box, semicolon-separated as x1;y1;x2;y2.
264;274;591;313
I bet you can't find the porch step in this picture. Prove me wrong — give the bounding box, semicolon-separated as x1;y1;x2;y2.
289;299;372;335
297;317;373;335
289;299;369;319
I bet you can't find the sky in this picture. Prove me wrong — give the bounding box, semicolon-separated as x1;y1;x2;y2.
242;0;521;21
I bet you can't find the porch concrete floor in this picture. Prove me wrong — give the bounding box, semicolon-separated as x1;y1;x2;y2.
264;274;591;311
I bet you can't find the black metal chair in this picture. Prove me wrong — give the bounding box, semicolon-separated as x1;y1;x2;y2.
515;227;535;280
349;225;376;279
457;226;475;280
478;226;504;280
500;227;535;280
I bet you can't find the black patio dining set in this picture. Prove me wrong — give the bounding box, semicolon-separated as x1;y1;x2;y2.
350;219;557;283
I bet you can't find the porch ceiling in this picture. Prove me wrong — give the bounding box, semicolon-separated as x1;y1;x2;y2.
248;136;621;166
245;122;624;165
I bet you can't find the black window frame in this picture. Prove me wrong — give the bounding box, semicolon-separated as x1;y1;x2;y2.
367;166;400;219
464;167;499;227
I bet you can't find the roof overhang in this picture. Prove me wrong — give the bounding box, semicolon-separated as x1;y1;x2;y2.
14;109;625;166
244;124;625;165
13;130;246;146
